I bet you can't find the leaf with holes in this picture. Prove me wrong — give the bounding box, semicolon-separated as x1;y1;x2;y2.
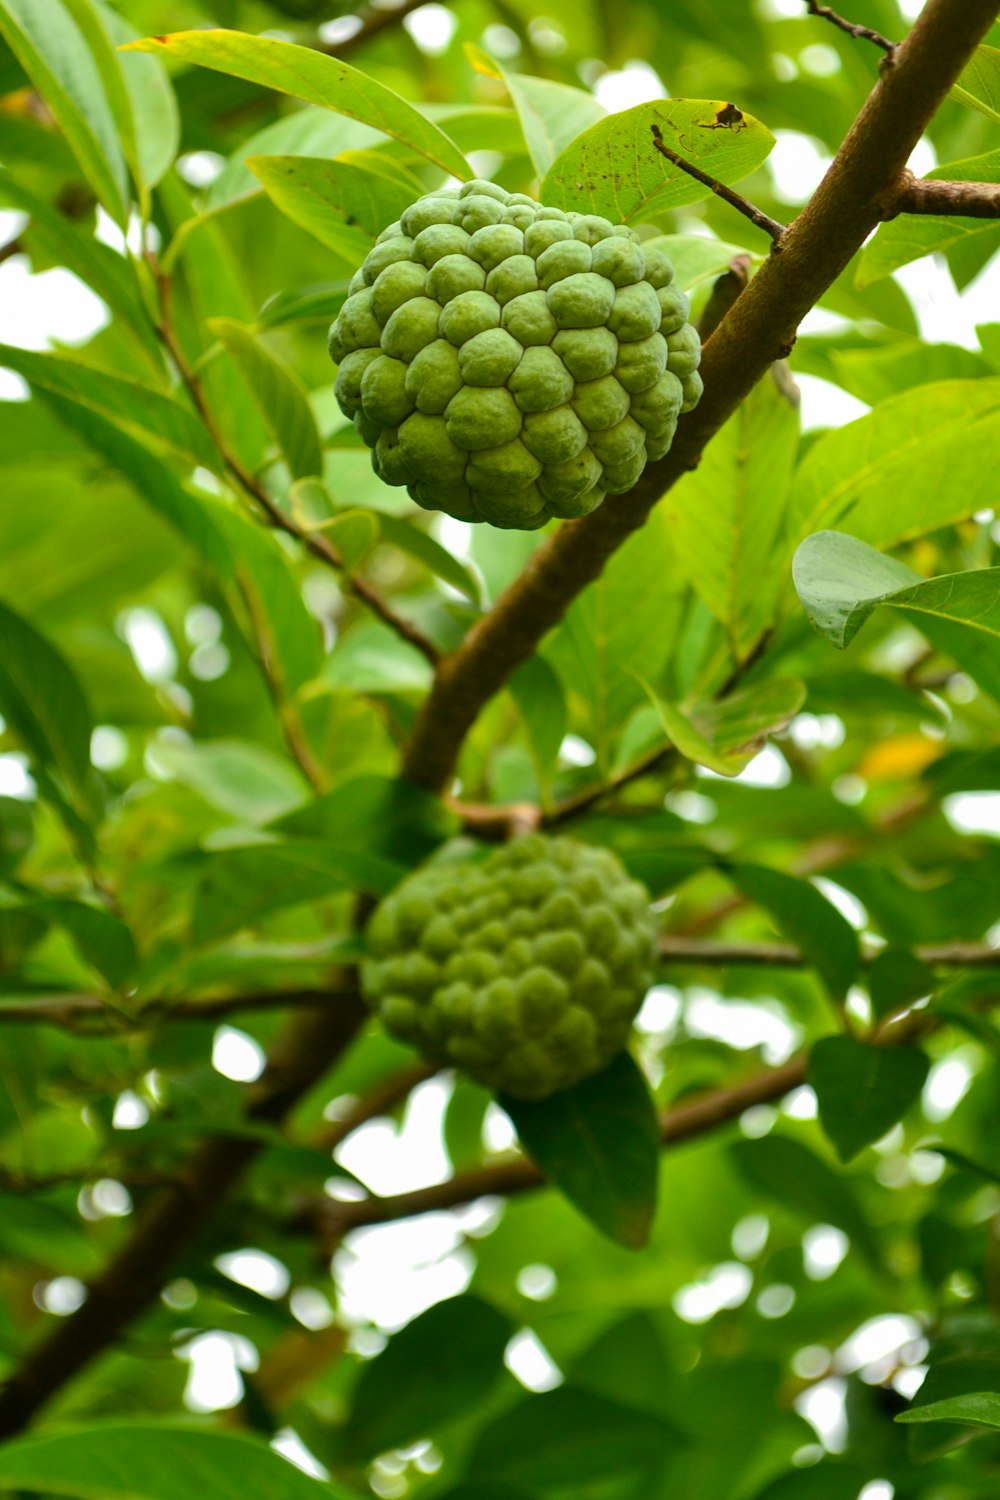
541;98;774;224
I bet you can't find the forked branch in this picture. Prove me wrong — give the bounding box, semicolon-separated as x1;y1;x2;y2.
805;1;896;54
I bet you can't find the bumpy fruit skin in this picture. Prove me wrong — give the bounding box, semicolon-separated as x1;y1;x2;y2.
329;181;702;530
361;835;656;1100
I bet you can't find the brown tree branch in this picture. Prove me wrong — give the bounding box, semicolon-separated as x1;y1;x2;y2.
650;126;786;243
658;936;1000;970
0;991;368;1439
888;167;1000;218
400;0;997;797
315;1060;437;1150
805;0;896;53
308;1056;810;1246
147;256;439;667
0;989;353;1032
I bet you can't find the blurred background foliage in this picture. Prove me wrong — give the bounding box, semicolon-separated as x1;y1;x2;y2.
2;0;1000;1496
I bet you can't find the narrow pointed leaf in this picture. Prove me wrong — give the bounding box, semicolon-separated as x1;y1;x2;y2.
248;152;421;259
642;677;806;777
0;598;93;803
0;0;129;223
466;44;605;178
729;863;860;1000
123;30;472;179
500;1051;660;1248
897;1393;1000;1430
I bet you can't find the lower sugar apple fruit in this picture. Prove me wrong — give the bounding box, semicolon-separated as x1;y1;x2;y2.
329;180;703;531
361;835;657;1100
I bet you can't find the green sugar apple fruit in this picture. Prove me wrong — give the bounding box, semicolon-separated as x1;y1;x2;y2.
361;834;657;1100
329;180;703;531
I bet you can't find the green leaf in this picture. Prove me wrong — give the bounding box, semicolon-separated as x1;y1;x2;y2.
29;898;137;989
664;377;800;658
344;1294;513;1459
730;1135;883;1268
191;841;405;944
0;0;129;224
257;281;350;330
809;1037;930;1162
541;98;774;224
858;149;1000;287
209;318;325;480
99;2;178;190
793;531;1000;703
275;774;455;864
0;171;160;368
749;1467;869;1500
378;513;483;603
643;232;757;291
467;44;605;178
728;863;860;1000
788;379;1000;549
248;151;421;260
0;797;33;879
466;1386;684;1486
499;1051;660;1248
0;1423;342;1500
0;597;93;805
897;1393;1000;1430
952;44;1000;123
868;948;936;1019
148;739;310;825
642;678;806;778
509;654;567;802
124;31;472;180
0;344;219;471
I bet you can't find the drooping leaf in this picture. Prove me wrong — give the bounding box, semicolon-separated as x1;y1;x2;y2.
0;0;129;224
377;513;483;603
99;1;178;190
728;862;860;1000
0;1423;344;1500
0;597;93;806
466;44;606;178
466;1386;684;1487
664;376;800;659
248;151;421;260
124;30;472;179
344;1294;513;1459
209;318;325;480
499;1051;660;1248
643;677;805;779
541;98;774;224
793;531;1000;703
28;898;137;989
809;1036;930;1162
148;739;310;826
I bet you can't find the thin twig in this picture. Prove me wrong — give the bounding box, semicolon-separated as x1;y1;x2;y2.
658;936;1000;969
0;237;24;267
805;0;896;53
146;254;440;667
650;124;786;244
306;1056;810;1245
237;567;327;792
887;168;1000;219
314;1061;437;1150
0;989;351;1032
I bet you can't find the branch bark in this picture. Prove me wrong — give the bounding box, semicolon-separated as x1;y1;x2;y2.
650;126;786;241
400;0;999;795
889;167;1000;218
0;991;368;1438
805;1;895;53
0;989;353;1031
658;936;1000;969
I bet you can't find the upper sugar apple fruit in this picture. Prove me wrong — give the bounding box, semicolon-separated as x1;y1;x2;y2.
329;180;703;531
361;834;656;1100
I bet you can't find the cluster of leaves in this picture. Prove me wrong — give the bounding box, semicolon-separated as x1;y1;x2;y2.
2;0;1000;1496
